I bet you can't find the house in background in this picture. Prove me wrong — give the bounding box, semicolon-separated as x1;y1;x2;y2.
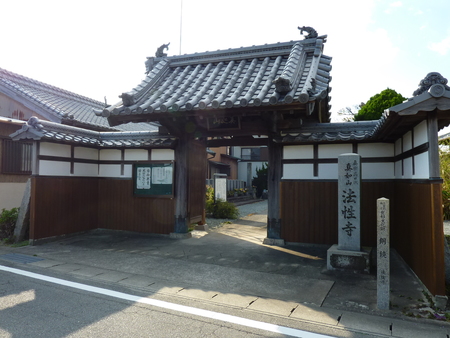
0;67;157;210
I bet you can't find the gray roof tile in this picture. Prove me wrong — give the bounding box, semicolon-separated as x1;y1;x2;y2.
99;37;332;121
0;67;113;130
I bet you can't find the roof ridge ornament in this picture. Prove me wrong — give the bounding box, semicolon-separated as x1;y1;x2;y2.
413;72;450;97
298;26;318;39
155;43;170;58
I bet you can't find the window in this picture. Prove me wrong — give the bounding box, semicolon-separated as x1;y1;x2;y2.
1;139;33;174
241;147;261;160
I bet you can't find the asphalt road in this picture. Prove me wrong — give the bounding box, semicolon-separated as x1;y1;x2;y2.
0;267;352;338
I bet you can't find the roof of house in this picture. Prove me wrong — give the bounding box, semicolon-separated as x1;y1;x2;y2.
0;67;160;133
0;67;115;130
9;116;175;148
97;28;332;126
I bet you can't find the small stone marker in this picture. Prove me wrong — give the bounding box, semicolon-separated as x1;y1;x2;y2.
214;173;227;202
338;153;361;251
377;197;390;310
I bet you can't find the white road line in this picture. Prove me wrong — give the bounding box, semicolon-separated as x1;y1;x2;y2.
0;264;334;338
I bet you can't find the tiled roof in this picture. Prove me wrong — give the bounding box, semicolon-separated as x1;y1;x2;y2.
281;72;450;144
9;117;176;148
0;67;113;130
281;121;378;143
98;35;332;123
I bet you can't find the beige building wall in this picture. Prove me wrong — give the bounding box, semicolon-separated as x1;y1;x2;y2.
0;182;26;210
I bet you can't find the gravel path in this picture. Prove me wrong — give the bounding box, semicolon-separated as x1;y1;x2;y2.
206;200;268;229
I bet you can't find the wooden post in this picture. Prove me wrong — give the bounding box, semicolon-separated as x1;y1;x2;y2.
172;134;190;237
264;138;284;245
427;110;440;179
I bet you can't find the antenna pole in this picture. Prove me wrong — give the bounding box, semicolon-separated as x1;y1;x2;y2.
179;0;183;55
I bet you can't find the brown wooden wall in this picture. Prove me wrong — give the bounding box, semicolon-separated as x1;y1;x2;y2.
280;179;445;295
392;181;445;295
30;176;176;240
98;179;175;234
280;181;394;246
30;177;99;239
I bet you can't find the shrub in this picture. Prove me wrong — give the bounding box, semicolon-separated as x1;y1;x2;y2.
0;208;19;242
205;185;239;219
206;199;239;219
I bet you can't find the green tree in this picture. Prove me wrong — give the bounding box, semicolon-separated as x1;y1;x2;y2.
252;163;268;198
353;88;406;121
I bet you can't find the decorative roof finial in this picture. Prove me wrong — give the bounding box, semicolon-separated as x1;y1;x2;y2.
155;43;170;58
413;72;450;96
298;26;318;39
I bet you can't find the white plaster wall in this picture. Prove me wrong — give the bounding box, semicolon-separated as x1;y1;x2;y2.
0;183;27;210
395;161;402;178
403;157;413;178
362;163;395;179
318;163;338;179
39;160;71;176
414;120;428;146
100;149;121;160
238;161;266;182
73;163;98;177
40;142;71;157
125;149;148;161
151;149;175;161
414;152;429;178
395;138;402;156
358;143;394;157
74;147;98;160
282;163;314;180
403;131;413;151
123;164;133;178
283;145;314;159
318;144;352;158
99;164;121;177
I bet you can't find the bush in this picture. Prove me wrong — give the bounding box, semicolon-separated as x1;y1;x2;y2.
206;199;239;219
0;208;19;242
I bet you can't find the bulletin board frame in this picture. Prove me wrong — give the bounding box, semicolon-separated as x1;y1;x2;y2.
133;161;174;197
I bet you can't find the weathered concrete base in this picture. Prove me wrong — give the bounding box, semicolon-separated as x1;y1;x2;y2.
263;238;285;246
327;244;372;274
195;224;209;231
169;232;192;239
435;295;448;311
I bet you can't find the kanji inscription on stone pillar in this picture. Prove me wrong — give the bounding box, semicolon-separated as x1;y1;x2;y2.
338;154;361;251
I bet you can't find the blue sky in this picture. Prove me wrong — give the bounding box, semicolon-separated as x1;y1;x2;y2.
1;0;449;123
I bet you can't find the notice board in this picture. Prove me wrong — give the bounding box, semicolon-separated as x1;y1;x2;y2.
133;162;174;197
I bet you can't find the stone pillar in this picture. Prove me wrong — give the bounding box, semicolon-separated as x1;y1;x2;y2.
338;153;361;251
327;153;371;273
247;162;252;192
377;198;390;310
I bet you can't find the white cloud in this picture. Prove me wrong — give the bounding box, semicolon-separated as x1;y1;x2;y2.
429;35;450;56
385;1;402;13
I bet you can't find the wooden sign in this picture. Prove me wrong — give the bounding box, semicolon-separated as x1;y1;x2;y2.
207;116;240;131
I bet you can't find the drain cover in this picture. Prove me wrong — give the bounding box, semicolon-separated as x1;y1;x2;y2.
0;253;44;264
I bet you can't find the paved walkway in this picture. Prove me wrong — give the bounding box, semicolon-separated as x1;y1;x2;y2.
1;202;450;337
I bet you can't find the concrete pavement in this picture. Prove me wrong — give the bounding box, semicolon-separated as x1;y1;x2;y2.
1;202;450;337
